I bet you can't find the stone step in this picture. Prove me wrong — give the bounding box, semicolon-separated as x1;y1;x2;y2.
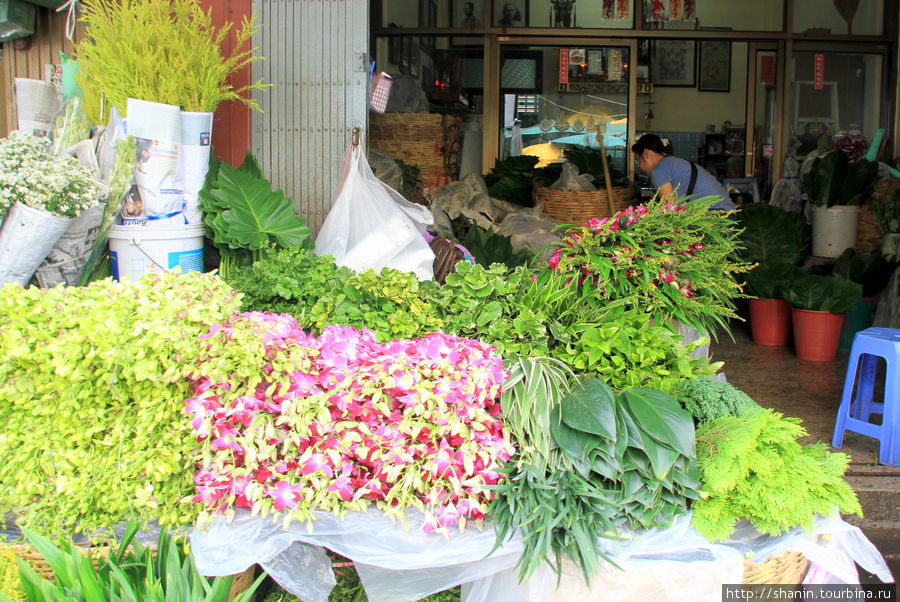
844;476;900;522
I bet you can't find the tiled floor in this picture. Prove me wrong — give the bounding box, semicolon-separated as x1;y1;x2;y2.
709;320;882;466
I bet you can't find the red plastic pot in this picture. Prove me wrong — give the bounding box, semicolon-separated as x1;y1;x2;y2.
748;298;792;346
790;307;845;362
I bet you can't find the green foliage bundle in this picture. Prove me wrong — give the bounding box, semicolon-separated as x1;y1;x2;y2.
692;407;862;541
75;0;269;124
832;248;897;298
738;202;810;267
742;263;799;300
550;310;721;393
483;155;539;206
426;262;550;358
492;364;700;584
806;151;879;207
0;271;242;537
784;273;862;313
225;247;444;343
460;225;534;269
547;196;752;336
13;522;262;601
673;376;760;423
200;152;313;279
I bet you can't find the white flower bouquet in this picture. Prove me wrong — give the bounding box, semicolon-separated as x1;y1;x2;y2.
0;130;107;221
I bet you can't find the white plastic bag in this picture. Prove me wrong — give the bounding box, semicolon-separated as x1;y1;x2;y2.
315;140;435;280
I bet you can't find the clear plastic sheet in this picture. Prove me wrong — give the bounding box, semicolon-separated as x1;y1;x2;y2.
190;508;523;602
191;508;891;602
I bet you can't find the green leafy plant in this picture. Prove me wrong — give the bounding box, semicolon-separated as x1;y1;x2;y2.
784;273;863;313
200;152;313;278
224;246;342;314
305;266;445;342
831;248;897;298
427;262;550;358
12;521;263;601
738;202;810;267
483;155;539;206
692;407;862;541
225;247;444;342
75;0;269;124
460;225;534;269
806;151;879;207
0;271;242;537
491;368;700;584
673;376;760;424
550;310;721;393
742;263;800;300
395;158;422;199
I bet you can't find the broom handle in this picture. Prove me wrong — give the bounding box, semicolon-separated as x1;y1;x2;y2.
597;129;616;215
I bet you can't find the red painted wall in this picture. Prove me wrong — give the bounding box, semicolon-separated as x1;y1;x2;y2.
201;0;253;167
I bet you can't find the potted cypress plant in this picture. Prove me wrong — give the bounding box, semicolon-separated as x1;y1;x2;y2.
784;273;863;362
805;149;879;258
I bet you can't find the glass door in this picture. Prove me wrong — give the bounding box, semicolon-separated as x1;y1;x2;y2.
747;44;779;198
491;40;637;183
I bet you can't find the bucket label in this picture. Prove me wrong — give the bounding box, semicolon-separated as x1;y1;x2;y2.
169;249;203;273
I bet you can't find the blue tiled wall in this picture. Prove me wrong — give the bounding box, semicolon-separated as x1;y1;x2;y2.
655;130;704;163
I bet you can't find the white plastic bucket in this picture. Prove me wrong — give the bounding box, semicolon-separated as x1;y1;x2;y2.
811;205;860;258
108;223;204;281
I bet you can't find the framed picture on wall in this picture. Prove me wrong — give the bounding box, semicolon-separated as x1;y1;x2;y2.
698;40;731;92
651;39;695;87
494;0;528;27
452;0;483;28
451;0;484;46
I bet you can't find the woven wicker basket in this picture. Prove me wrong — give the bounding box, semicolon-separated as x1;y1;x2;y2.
742;550;809;585
855;203;883;253
6;542;256;600
533;181;634;226
368;113;455;204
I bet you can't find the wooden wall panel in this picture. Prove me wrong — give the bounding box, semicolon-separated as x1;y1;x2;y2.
201;0;253;167
1;6;83;135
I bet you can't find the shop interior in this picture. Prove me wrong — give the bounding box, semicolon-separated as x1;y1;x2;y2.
372;0;894;204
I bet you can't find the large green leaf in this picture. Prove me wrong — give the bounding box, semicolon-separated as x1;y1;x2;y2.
550;405;596;462
202;153;311;251
620;389;695;457
807;152;846;208
784;273;863;313
640;436;681;481
738;203;810;266
559;378;617;440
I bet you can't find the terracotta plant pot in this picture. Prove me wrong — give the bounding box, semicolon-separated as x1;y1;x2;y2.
748;298;792;346
790;307;845;362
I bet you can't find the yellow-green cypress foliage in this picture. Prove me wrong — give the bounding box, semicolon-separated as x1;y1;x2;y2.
692;407;862;541
0;547;26;602
75;0;268;124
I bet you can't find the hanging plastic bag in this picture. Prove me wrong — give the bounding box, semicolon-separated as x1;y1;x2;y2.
315;135;435;280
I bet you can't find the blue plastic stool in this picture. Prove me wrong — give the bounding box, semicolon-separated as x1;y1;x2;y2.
831;328;900;465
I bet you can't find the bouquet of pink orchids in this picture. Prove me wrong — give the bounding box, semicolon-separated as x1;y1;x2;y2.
546;196;750;335
187;312;515;535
